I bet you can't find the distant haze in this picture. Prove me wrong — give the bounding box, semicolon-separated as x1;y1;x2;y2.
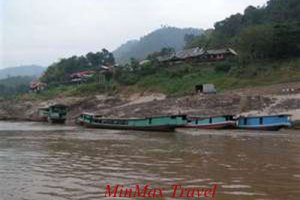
114;27;203;64
0;65;45;79
1;0;267;68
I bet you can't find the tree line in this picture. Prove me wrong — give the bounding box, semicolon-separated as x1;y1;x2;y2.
40;49;115;84
39;0;300;89
186;0;300;62
0;76;35;98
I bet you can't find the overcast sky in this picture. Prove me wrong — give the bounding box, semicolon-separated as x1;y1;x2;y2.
0;0;267;68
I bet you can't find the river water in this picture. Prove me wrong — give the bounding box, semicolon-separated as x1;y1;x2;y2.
0;121;299;200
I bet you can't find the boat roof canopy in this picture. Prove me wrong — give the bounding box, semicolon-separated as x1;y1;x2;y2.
84;114;187;121
188;115;235;120
238;114;292;119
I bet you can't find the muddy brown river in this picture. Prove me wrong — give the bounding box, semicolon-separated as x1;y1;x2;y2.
0;121;299;200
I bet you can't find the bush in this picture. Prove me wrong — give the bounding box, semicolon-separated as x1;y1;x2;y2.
215;62;232;73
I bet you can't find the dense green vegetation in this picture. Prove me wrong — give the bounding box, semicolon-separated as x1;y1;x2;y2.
20;58;300;100
40;49;115;85
186;0;300;62
0;76;35;98
114;58;300;95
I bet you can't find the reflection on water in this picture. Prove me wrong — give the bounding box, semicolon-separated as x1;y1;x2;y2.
0;122;299;200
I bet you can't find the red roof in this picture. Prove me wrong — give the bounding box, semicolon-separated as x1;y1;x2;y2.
70;70;95;79
30;81;47;89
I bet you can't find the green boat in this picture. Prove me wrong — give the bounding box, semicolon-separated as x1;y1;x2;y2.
76;113;187;132
48;104;68;124
38;107;49;122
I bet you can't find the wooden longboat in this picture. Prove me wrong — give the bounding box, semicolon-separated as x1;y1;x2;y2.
293;120;300;129
185;115;236;129
236;114;292;131
76;113;188;132
38;107;49;122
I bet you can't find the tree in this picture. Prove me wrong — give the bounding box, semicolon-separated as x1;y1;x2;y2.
146;47;175;60
41;49;115;84
238;25;274;61
272;22;300;58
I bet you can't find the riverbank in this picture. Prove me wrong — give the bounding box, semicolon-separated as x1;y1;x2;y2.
1;82;300;125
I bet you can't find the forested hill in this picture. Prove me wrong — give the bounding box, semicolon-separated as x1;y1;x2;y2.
0;65;45;80
0;76;35;97
11;0;300;99
113;26;203;64
186;0;300;61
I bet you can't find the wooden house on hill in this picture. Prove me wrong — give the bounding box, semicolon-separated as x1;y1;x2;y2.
30;81;47;93
157;47;237;64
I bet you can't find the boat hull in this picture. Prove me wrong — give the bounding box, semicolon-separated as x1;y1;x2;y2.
292;120;300;129
237;124;290;131
185;121;236;129
81;122;178;132
48;118;66;124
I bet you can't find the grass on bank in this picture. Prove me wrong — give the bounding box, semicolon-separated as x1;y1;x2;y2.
135;58;300;95
19;58;300;100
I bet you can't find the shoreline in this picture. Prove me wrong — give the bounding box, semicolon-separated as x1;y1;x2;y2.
1;82;300;126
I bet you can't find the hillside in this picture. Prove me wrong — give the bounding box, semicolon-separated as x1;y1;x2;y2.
0;76;36;97
0;65;45;80
23;58;300;100
186;0;300;61
113;26;203;64
16;0;300;100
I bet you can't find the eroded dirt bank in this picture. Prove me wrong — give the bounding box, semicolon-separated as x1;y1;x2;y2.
1;82;300;125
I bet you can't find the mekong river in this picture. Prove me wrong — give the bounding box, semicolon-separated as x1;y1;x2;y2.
0;121;299;200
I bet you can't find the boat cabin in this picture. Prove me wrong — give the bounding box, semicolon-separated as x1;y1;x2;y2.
48;104;69;123
189;115;234;124
237;114;292;130
38;107;49;121
91;115;188;127
187;115;235;129
78;113;102;124
128;115;188;127
77;114;187;131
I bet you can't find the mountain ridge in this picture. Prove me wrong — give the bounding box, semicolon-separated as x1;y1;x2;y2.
0;65;45;80
113;26;203;64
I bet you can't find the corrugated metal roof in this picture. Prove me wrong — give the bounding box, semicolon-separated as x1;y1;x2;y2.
175;47;204;59
157;47;237;62
206;48;238;55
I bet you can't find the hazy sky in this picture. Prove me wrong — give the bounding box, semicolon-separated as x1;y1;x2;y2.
0;0;267;68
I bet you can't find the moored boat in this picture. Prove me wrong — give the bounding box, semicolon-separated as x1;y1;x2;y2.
48;104;68;124
76;113;102;126
76;113;187;132
185;115;236;129
236;114;292;131
293;120;300;129
38;107;49;122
